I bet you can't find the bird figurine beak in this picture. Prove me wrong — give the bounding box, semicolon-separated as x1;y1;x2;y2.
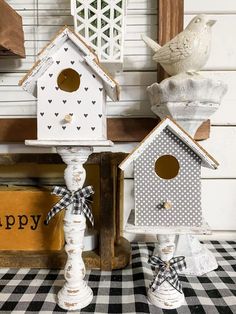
207;20;216;27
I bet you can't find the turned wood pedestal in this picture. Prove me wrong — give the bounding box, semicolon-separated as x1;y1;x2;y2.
147;235;185;310
55;146;94;310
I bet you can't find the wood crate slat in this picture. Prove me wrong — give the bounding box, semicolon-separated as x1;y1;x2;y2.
0;118;209;142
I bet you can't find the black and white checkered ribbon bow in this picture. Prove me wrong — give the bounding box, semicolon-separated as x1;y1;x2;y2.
45;185;94;225
149;255;186;293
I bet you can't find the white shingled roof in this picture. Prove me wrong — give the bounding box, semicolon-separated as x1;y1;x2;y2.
119;117;219;171
19;26;119;102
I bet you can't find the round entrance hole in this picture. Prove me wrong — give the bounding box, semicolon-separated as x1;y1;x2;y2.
155;155;180;180
57;68;81;92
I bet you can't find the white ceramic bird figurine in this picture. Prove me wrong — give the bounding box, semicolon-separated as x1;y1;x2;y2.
142;14;216;76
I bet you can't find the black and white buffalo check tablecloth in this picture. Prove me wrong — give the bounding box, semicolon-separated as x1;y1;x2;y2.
0;241;236;314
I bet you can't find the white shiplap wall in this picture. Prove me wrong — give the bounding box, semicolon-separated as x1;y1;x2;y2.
0;0;236;240
184;1;236;240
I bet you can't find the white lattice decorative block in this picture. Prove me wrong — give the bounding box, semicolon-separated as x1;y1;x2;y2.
71;0;126;71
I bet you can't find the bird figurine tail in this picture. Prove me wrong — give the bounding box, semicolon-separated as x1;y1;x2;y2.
141;34;161;52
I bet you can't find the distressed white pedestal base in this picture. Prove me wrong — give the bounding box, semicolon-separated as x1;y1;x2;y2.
147;73;227;138
148;284;184;310
149;235;185;310
56;147;94;311
175;235;218;276
58;283;93;311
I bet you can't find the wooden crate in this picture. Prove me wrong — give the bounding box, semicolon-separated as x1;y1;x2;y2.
0;152;130;270
0;186;63;251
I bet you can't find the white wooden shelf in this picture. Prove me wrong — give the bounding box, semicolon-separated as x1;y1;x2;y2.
25;140;113;147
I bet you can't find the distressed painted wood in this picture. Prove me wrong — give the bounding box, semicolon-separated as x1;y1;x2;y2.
175;235;218;276
100;153;115;270
19;27;119;143
148;74;227;137
0;118;210;142
56;146;93;310
147;235;185;309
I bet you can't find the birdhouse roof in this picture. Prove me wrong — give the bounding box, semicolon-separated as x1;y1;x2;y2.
119;117;219;170
0;0;25;58
19;26;119;101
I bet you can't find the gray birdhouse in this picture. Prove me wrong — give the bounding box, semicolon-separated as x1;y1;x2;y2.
119;117;218;230
19;27;119;145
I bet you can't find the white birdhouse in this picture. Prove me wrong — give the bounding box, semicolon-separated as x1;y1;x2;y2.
71;0;126;72
119;117;218;230
19;27;119;145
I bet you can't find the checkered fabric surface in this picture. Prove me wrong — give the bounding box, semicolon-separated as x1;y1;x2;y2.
0;241;235;313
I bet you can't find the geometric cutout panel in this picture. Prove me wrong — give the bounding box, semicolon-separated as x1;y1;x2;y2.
73;0;126;66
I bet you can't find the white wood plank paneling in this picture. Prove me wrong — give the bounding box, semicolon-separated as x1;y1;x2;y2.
0;6;157;72
200;127;236;179
203;71;236;125
185;0;236;14
2;70;236;122
0;72;156;117
202;179;236;230
20;25;155;41
185;15;236;71
8;0;157;13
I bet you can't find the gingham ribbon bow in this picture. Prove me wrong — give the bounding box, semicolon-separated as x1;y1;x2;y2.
45;185;94;225
149;255;186;293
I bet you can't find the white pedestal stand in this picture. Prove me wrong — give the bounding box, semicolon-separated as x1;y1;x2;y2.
148;235;185;309
147;74;227;275
175;234;218;276
25;140;113;310
56;146;93;310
